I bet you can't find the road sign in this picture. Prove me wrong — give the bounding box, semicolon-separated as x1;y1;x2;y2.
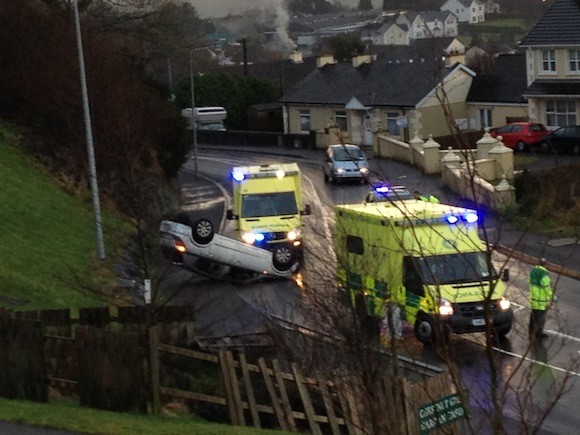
418;393;465;434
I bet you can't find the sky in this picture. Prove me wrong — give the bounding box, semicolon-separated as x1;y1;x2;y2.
186;0;383;19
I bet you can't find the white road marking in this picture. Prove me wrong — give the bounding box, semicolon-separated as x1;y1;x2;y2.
492;346;580;378
546;329;580;344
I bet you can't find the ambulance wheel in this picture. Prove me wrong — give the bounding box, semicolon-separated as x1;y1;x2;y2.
415;314;448;345
272;244;294;272
192;218;214;245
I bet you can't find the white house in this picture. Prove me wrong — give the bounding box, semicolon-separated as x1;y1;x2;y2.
370;21;409;46
440;0;485;24
396;11;458;40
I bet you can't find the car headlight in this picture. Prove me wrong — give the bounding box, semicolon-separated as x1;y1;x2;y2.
499;297;511;311
241;232;256;244
360;167;369;174
336;168;345;174
287;229;301;241
439;299;454;316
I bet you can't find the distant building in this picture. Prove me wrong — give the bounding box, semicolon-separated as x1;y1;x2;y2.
395;11;458;40
440;0;485;24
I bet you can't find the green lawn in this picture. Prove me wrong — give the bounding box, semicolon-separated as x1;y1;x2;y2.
0;123;129;310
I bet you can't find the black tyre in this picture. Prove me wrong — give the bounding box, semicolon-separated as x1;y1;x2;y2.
414;313;449;345
272;244;295;272
192;218;214;245
516;140;526;152
414;314;436;344
324;171;329;183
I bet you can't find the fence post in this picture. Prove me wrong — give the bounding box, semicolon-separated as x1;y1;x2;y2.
148;322;161;414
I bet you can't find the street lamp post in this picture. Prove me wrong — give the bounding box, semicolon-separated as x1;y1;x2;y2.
189;50;198;179
72;0;105;260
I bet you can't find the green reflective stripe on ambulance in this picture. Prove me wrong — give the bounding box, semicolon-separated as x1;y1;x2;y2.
406;292;421;308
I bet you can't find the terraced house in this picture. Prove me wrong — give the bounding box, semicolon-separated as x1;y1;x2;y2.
519;0;580;129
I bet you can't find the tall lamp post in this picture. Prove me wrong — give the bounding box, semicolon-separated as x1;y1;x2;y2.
73;0;105;259
189;50;198;179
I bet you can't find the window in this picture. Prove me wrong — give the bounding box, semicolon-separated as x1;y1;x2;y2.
387;112;400;135
479;109;492;129
541;50;556;73
569;49;580;73
346;235;364;255
335;110;347;131
546;100;577;128
299;109;311;131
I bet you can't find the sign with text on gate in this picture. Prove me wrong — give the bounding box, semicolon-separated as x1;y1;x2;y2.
418;393;466;434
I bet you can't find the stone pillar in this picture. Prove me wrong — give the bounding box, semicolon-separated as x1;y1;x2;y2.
422;134;442;174
494;175;516;209
476;127;500;160
441;147;462;191
408;131;424;165
488;136;514;180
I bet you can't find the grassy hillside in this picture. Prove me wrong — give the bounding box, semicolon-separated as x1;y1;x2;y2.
0;123;129;311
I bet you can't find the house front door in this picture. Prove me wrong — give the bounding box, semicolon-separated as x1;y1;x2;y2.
363;111;373;146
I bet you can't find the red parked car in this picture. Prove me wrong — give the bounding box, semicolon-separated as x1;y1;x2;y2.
490;122;550;152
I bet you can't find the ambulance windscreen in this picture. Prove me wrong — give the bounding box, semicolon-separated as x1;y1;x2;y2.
241;192;298;218
415;252;497;285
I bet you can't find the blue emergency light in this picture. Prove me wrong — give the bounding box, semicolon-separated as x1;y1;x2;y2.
232;171;245;182
444;212;478;225
254;233;265;242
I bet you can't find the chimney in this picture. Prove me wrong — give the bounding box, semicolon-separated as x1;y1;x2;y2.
316;54;337;68
289;50;303;63
352;54;372;68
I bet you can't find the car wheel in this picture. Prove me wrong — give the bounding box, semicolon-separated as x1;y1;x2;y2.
324;171;329;183
516;141;526;152
272;244;295;272
192;218;214;245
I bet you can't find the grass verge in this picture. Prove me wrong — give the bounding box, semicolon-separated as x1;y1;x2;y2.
0;398;286;435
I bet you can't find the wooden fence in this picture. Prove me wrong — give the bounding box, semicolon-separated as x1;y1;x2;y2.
0;309;463;434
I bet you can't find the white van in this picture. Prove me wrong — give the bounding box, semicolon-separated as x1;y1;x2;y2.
181;106;227;131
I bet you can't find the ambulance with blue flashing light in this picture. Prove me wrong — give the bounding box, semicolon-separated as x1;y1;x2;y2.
227;163;311;266
335;188;513;344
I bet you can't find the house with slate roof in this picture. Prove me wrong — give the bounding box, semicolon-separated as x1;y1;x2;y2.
518;0;580;130
363;20;409;46
440;0;485;24
279;54;475;146
466;53;529;130
395;11;459;40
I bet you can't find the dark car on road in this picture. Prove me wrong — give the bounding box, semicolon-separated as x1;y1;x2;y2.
490;121;549;152
545;125;580;155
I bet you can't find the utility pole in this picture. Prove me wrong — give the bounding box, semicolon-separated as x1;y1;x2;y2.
189;50;198;179
239;38;248;76
72;0;105;260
